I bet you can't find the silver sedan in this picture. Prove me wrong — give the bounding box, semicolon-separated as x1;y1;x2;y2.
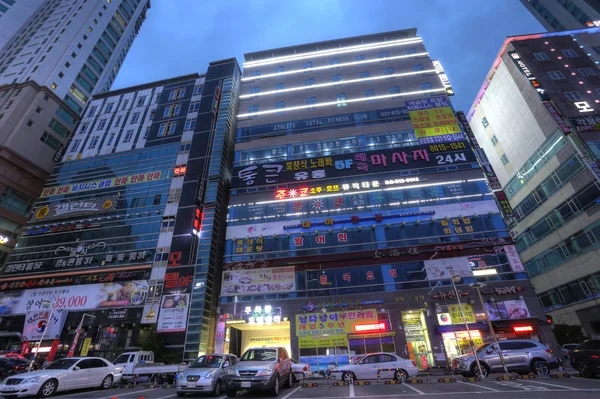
175;354;237;397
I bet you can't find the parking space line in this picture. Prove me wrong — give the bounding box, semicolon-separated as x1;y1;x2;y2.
281;386;302;399
402;382;425;395
349;381;355;397
94;388;162;399
155;394;177;399
519;379;579;390
456;381;500;391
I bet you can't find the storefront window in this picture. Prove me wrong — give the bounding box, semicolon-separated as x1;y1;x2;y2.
402;310;433;370
442;330;483;361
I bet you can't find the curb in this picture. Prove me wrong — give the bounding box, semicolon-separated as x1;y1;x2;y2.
332;382;349;386
384;380;402;384
497;376;517;381
302;383;319;387
518;375;536;379
406;379;424;384
462;377;481;382
354;381;370;385
550;374;570;378
438;378;456;383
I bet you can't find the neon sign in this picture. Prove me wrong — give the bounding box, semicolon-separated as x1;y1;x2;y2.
513;326;533;332
354;322;387;332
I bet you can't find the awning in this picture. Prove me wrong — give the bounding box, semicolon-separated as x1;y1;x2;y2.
436;322;488;333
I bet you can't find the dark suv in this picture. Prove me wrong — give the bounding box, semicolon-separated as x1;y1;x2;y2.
570;339;600;378
225;347;292;397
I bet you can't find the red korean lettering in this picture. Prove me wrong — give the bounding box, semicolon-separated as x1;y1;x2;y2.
370;154;387;166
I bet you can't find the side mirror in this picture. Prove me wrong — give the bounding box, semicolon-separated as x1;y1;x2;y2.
223;362;230;368
74;366;81;371
485;348;494;354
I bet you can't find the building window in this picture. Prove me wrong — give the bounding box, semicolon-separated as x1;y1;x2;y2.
105;102;114;113
97;119;106;130
420;82;432;90
275;101;285;110
360;71;370;78
144;126;150;139
406;48;416;54
58;72;64;78
71;139;81;151
88;136;100;149
0;188;33;217
304;78;314;86
107;133;115;145
355;55;365;61
384;67;395;75
412;64;423;72
330;58;339;66
252;70;260;77
51;82;57;89
168;88;185;100
389;86;401;99
501;154;509;165
364;89;375;102
481;116;489;128
305;96;316;109
189;101;200;112
158;121;177;137
184;119;196;131
491;135;499;145
130;112;140;123
548;70;565;80
561;49;579;58
163;104;181;118
114;115;121;127
303;61;312;69
533;52;550;61
275;65;284;73
136;96;146;107
123;129;133;143
332;74;343;83
565;91;582;101
378;51;388;58
26;119;34;127
121;100;128;110
275;83;285;90
249;87;260;94
336;93;347;107
248;105;259;113
579;67;596;77
192;85;203;96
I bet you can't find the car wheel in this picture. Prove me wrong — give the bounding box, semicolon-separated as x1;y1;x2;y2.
176;392;186;397
579;363;594;378
37;379;57;398
283;372;292;388
270;374;280;396
532;360;549;375
225;388;237;397
394;369;408;383
213;380;222;396
100;374;114;389
342;372;355;383
472;363;489;378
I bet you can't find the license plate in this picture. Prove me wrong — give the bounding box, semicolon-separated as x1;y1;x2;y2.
187;382;196;388
241;381;251;388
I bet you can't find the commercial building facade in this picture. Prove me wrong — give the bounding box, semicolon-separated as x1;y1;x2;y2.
0;0;150;267
0;59;241;362
521;0;600;31
469;27;600;335
217;30;556;372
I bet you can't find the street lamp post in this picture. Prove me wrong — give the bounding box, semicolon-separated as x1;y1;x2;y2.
67;313;96;358
470;282;510;377
448;270;485;378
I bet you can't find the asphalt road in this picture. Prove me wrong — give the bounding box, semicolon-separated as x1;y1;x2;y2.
17;375;600;399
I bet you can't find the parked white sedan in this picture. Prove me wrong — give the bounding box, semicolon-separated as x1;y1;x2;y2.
0;357;122;398
332;353;418;383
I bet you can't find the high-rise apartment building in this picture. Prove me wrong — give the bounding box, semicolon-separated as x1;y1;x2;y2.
469;27;600;335
0;59;241;361
0;0;150;266
520;0;600;31
217;30;556;373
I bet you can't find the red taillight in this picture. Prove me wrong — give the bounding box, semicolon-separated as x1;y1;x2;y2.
545;349;553;354
412;361;417;367
591;355;599;359
303;365;310;371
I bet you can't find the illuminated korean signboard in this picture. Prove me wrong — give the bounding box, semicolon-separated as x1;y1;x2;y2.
408;106;462;139
432;60;454;96
507;51;549;101
233;141;473;189
31;198;116;221
354;322;387;332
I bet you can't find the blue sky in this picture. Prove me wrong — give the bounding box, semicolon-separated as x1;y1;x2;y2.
113;0;544;113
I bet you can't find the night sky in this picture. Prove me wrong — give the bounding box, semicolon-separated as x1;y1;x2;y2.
112;0;544;113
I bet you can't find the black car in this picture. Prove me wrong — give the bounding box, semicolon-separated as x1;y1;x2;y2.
0;357;28;379
570;339;600;378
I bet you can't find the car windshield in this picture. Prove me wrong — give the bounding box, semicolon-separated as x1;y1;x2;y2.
113;354;131;364
190;356;223;368
240;349;277;361
45;359;79;370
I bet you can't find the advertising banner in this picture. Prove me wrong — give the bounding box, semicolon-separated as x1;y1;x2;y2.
231;141;475;188
80;338;92;356
156;294;189;333
295;309;378;336
40;171;163;198
495;191;515;219
221;266;296;296
485;300;531;321
31;198;117;221
424;257;473;280
22;309;68;341
298;334;348;349
0;281;149;316
448;304;476;324
248;336;291;346
409;106;462;139
503;245;526;273
214;321;226;354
